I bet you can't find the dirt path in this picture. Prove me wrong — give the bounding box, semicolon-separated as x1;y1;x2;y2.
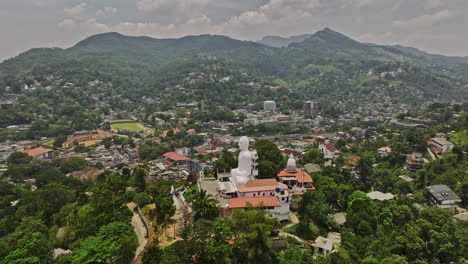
127;202;149;263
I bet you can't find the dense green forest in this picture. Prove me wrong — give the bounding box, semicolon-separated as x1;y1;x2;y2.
0;105;466;263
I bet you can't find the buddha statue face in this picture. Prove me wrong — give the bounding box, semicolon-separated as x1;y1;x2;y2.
239;136;249;151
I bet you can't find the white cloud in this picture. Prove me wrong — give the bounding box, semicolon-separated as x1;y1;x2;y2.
31;0;57;6
392;9;457;30
423;0;443;10
57;18;110;32
186;15;211;25
64;3;88;17
96;7;117;18
136;0;220;12
342;0;386;8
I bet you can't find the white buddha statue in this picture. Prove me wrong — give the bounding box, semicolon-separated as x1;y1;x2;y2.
231;136;253;185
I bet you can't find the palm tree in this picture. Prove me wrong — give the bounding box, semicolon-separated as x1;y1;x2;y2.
191;189;219;221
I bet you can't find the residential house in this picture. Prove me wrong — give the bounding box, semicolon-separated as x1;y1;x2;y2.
312;232;341;256
345;156;361;166
319;143;341;160
426;185;461;213
163;152;189;166
23;147;54;159
378;146;392;157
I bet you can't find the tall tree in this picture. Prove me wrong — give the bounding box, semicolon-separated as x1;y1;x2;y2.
191;189;219;221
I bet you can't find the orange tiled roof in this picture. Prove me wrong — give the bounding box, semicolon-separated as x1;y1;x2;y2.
23;147;53;157
237;179;287;193
228;196;280;209
323;143;338;152
163;152;189;161
277;168;313;183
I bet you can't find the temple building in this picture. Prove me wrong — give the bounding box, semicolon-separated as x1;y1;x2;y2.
277;154;314;191
200;136;291;222
277;154;315;209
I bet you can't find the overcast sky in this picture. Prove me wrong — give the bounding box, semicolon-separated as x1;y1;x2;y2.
1;0;467;61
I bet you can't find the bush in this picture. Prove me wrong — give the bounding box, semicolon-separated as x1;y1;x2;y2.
285;223;318;240
134;192;152;207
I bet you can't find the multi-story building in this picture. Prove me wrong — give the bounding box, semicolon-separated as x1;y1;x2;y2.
405;153;424;172
304;100;319;117
427;137;454;155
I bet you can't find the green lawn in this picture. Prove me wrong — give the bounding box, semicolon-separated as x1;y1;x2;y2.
110;122;145;132
110;119;134;123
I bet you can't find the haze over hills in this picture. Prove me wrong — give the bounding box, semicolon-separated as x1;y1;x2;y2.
2;28;468;76
257;34;314;47
0;28;467;108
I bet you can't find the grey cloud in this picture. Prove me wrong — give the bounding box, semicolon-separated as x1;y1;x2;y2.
0;0;467;61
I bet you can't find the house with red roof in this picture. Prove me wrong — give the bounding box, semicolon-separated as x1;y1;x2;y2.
319;143;341;160
163;152;189;165
160;128;180;138
345;156;361;166
23;147;54;159
377;146;392;157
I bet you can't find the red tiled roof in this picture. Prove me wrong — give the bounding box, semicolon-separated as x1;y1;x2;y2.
277;168;313;183
304;139;317;144
228;196;280;209
323;143;339;153
163;152;189;161
23;147;53;157
237;179;287;193
378;146;392;153
346;156;361;161
161;128;180;137
283;149;303;157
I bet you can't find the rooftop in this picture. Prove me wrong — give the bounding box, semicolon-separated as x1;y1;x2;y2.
228;196;280;209
237;179;287;193
163;152;189;161
367;191;394;201
23;147;53;157
277;168;313;183
322;143;339;153
398;175;414;182
426;185;460;201
429;137;453;146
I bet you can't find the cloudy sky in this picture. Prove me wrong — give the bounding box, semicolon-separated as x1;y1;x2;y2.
1;0;467;61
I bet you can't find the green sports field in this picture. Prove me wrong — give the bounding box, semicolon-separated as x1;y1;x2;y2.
110;121;145;132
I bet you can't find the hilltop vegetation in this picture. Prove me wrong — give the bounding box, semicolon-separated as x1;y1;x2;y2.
0;28;467;141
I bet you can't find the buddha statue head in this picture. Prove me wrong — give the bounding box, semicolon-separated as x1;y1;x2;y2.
239;136;249;151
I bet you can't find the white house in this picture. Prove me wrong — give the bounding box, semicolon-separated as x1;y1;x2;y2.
319;143;341;160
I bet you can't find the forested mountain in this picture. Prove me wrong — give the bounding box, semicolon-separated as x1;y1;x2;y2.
257;34;313;47
0;28;467;135
2;27;468;81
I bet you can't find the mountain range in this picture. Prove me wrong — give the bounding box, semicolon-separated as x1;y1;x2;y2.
1;28;467;104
